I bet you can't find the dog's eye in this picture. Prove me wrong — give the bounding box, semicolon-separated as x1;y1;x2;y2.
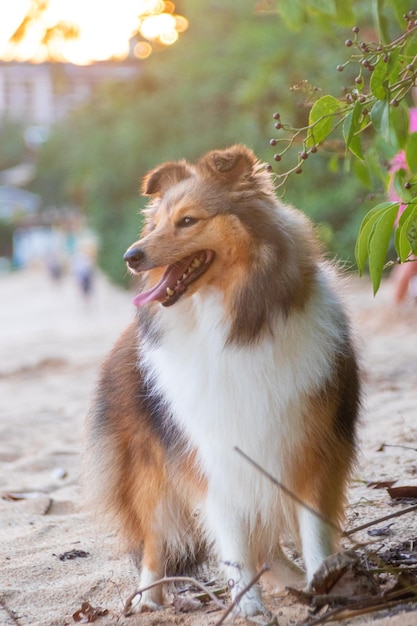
177;216;198;228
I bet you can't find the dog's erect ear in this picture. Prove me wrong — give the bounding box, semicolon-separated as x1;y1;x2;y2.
198;145;258;185
142;160;193;196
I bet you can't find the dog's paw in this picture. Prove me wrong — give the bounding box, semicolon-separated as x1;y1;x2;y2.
232;586;267;618
234;597;267;617
130;592;162;613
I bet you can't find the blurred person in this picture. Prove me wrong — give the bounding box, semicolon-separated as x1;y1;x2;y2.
72;243;95;301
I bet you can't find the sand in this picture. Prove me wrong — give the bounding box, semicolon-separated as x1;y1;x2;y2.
1;267;417;626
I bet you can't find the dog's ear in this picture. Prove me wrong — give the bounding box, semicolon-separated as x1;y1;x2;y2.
142;160;193;196
198;145;258;185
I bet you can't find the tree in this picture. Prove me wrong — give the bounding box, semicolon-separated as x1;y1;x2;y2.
32;0;416;289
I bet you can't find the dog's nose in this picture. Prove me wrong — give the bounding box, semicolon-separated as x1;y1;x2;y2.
123;246;146;269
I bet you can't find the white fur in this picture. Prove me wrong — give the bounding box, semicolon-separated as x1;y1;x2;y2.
140;266;345;615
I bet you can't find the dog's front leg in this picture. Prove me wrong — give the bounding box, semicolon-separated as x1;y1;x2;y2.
205;504;266;617
298;506;336;584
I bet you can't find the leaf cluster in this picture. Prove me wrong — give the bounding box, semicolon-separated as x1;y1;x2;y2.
270;1;417;292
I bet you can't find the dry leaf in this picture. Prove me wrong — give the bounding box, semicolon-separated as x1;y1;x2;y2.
73;601;108;623
388;486;417;499
367;523;394;536
2;490;47;501
366;480;397;489
58;549;89;561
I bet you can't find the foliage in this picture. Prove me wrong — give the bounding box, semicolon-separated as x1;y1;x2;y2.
31;0;417;288
33;0;372;285
269;0;417;293
0;117;27;170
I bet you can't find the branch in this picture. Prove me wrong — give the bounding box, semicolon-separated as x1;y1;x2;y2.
123;575;227;616
343;503;417;537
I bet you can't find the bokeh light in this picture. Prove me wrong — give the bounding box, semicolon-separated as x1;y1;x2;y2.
0;0;189;65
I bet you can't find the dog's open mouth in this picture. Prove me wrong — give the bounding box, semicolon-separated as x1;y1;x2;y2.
133;250;214;308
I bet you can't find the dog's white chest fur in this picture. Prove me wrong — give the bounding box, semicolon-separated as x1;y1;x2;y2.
142;274;342;527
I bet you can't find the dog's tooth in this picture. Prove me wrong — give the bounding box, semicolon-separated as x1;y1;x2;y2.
182;273;188;279
166;287;175;296
192;258;201;268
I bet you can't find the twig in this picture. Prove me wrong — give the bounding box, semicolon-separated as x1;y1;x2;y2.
343;504;417;537
234;447;340;533
214;564;270;626
379;443;417;453
306;596;417;625
123;575;227;615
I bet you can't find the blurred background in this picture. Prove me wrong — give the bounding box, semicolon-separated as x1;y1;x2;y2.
0;0;396;287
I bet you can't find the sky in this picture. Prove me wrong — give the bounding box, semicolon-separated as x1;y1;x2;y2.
0;0;188;65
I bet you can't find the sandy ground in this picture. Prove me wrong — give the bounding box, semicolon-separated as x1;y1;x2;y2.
1;267;417;626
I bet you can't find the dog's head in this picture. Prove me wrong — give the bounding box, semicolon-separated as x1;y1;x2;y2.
124;145;277;308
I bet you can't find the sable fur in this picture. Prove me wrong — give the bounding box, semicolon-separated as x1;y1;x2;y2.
84;145;360;617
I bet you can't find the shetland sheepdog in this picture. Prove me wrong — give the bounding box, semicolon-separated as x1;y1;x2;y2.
85;145;360;617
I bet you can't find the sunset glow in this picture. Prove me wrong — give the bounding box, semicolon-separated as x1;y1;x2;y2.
0;0;188;65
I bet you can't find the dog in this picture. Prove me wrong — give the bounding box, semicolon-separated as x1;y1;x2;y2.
84;145;360;617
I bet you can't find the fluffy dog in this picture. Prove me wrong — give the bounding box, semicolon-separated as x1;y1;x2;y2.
85;145;360;617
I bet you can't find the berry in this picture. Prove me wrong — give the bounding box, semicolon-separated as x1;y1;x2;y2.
265;164;273;172
295;168;302;174
345;39;353;47
355;76;363;84
352;26;360;33
269;138;277;146
273;154;281;161
300;151;308;160
405;182;412;189
310;146;318;153
274;122;282;130
390;98;399;107
337;64;344;72
273;112;280;120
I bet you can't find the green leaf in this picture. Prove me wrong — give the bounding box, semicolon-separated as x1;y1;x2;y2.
388;0;413;27
334;0;355;24
307;95;341;147
343;100;364;160
370;100;390;142
407;212;417;255
353;158;372;188
355;201;399;274
395;203;416;261
374;0;391;44
368;204;399;293
405;132;417;173
390;104;410;150
277;0;304;30
307;0;336;15
405;31;417;57
370;59;389;100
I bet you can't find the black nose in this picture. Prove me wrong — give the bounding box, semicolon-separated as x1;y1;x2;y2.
123;246;146;269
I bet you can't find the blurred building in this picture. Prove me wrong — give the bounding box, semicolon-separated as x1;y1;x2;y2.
0;60;140;126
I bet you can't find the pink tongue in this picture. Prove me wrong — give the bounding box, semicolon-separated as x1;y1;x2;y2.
132;279;170;307
132;257;192;307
